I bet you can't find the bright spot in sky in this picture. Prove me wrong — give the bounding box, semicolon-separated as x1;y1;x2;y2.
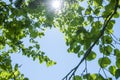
51;0;61;10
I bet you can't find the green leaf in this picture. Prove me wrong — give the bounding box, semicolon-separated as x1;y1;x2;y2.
102;35;112;44
73;75;82;80
113;12;119;18
100;45;112;56
96;74;104;80
14;70;20;77
94;0;103;6
23;78;29;80
74;45;80;53
86;51;96;61
115;69;120;79
14;64;18;71
77;6;84;14
107;20;115;30
92;21;102;29
46;60;56;67
98;57;111;68
109;65;116;76
116;58;120;68
91;74;97;79
78;50;84;57
30;30;38;38
87;16;93;23
91;74;104;80
35;44;40;49
85;6;92;15
93;8;100;16
83;73;92;80
105;45;112;55
114;49;120;58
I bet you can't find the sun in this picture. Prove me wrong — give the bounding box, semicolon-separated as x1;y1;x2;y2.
51;0;61;10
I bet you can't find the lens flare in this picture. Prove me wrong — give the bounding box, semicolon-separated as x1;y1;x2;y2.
51;0;61;10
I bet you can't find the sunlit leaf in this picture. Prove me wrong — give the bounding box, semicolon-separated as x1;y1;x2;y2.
109;65;116;76
98;57;111;68
113;12;119;18
85;6;92;15
94;0;103;6
86;51;96;61
91;74;104;80
14;70;20;77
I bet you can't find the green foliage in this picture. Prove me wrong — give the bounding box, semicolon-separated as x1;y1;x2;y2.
0;0;120;79
86;51;96;61
0;53;27;80
98;57;111;68
73;75;82;80
100;45;113;56
109;65;116;76
115;69;120;79
102;35;112;44
114;49;120;59
94;0;103;6
116;58;120;68
83;73;105;80
83;73;93;80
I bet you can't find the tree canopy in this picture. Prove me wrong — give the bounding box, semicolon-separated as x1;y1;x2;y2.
0;0;120;80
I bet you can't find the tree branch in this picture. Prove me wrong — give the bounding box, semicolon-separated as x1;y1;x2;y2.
62;0;119;79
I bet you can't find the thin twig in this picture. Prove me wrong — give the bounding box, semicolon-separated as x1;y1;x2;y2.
102;68;108;78
85;60;88;75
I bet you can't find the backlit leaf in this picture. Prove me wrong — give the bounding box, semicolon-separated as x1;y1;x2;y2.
109;65;116;76
98;57;111;68
94;0;103;6
86;51;96;61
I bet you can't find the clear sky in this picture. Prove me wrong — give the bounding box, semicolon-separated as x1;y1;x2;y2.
3;0;120;80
